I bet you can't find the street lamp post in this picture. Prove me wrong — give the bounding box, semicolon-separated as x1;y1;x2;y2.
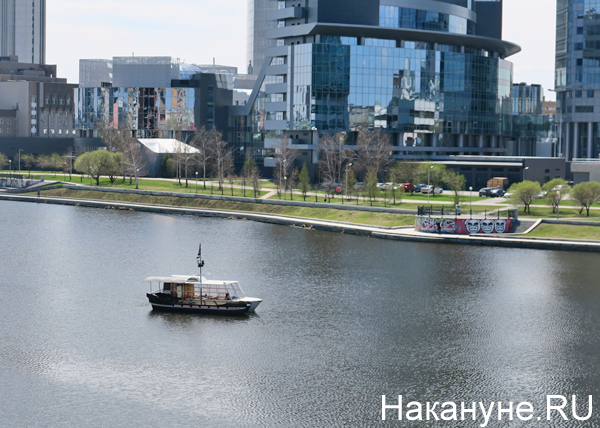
557;190;560;220
136;168;139;190
284;176;287;200
9;159;11;187
427;165;433;204
469;186;473;218
523;166;529;182
345;162;353;203
18;149;22;174
195;171;198;194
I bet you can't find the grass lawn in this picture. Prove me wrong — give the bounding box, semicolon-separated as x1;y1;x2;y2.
516;206;600;219
22;173;269;198
31;188;416;228
527;223;600;240
529;198;600;208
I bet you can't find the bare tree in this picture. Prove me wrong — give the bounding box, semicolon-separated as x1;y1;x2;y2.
174;131;197;188
121;133;147;189
190;126;219;189
210;136;230;193
355;129;393;181
95;122;123;152
318;133;349;197
274;137;298;198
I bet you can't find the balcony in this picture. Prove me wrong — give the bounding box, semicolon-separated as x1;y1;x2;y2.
264;120;288;131
266;46;289;58
267;64;288;76
266;6;304;21
264;101;287;113
265;83;287;94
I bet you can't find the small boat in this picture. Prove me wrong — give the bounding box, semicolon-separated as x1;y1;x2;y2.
145;245;262;315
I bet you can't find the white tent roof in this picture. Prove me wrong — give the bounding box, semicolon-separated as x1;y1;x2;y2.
137;139;200;154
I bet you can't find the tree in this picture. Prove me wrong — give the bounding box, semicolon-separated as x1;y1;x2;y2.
344;167;357;202
120;133;146;189
21;154;35;178
95;122;124;152
250;163;262;198
571;181;600;216
74;150;121;185
443;169;466;206
509;180;542;214
355;129;393;181
298;162;311;201
174;131;197;188
209;135;230;193
394;160;420;191
318;133;349;197
241;155;255;197
542;178;570;213
364;168;379;206
274;137;298;198
190;126;218;189
0;152;7;170
227;173;237;196
417;163;447;196
287;167;299;200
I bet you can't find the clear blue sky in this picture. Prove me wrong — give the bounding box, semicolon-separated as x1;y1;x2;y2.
47;0;556;100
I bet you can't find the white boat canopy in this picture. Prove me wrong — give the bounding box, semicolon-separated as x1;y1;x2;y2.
144;276;240;286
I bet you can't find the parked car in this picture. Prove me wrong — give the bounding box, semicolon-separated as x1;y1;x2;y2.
414;183;427;193
354;182;364;190
402;183;415;193
421;185;443;194
479;187;494;197
490;188;505;197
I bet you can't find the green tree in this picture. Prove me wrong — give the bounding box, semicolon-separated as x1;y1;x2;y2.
0;152;8;170
509;180;542;214
443;169;466;205
21;154;35;178
74;150;121;185
542;178;570;213
242;156;258;198
298;162;311;201
364;168;378;206
570;181;600;216
417;163;447;196
394;160;419;192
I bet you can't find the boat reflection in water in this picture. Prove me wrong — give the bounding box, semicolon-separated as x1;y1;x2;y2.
145;244;262;315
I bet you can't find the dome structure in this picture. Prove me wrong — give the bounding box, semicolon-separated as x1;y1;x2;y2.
179;63;201;80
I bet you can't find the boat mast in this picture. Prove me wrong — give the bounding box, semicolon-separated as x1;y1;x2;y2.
196;243;205;284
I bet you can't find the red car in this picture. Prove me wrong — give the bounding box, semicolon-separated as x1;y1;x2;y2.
402;183;415;193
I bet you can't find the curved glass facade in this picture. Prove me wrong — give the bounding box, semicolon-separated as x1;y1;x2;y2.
284;40;512;136
179;63;201;80
379;6;473;35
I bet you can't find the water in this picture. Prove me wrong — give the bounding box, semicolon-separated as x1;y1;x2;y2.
1;200;600;427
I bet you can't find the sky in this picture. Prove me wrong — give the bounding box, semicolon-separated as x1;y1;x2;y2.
46;0;556;100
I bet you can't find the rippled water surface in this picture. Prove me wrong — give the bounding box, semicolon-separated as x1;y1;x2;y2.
2;200;600;427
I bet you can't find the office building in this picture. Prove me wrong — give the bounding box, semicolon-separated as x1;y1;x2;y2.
77;58;233;139
231;0;522;173
0;57;76;138
555;0;600;159
246;0;277;74
0;0;46;64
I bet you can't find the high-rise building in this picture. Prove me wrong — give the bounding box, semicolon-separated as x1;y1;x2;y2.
555;0;600;160
0;0;46;64
246;0;277;75
232;0;522;172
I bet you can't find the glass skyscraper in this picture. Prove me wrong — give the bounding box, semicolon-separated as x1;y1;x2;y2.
556;0;600;159
232;0;522;171
0;0;45;64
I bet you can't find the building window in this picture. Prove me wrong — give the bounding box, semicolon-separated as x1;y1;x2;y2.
575;90;582;98
7;128;10;134
0;128;3;134
7;119;11;124
0;119;3;124
588;90;594;98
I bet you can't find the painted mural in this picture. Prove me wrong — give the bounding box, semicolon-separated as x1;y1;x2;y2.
415;217;513;235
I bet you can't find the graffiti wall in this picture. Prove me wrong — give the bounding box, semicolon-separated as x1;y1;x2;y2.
415;217;513;235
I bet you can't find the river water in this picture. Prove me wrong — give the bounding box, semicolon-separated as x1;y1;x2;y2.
1;200;600;427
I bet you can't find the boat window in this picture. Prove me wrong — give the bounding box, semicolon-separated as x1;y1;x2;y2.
163;283;171;291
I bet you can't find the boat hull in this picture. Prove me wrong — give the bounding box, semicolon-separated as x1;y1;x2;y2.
147;293;252;315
